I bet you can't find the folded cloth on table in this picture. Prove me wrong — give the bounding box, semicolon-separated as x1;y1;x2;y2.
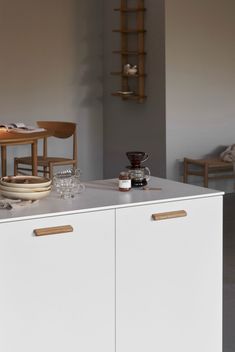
0;197;39;210
220;144;235;162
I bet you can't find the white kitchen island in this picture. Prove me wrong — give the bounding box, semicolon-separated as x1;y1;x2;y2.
0;177;223;352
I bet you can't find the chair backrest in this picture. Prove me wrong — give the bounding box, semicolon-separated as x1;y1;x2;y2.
37;121;76;138
37;121;77;161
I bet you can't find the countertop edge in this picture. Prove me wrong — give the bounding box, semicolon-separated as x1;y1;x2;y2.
0;191;224;224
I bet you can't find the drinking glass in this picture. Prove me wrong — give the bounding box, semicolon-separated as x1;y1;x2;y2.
70;168;85;196
53;169;85;199
53;171;74;199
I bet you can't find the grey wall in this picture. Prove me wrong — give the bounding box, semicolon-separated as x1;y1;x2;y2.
165;0;235;191
103;0;166;178
2;0;234;189
0;0;103;180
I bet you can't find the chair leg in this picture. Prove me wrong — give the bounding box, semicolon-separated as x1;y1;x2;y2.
49;164;54;179
14;159;18;176
43;166;47;178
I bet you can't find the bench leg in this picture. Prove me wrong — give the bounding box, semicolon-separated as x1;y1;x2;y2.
183;159;188;183
204;164;209;188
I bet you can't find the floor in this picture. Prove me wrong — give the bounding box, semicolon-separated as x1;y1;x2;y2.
223;193;235;352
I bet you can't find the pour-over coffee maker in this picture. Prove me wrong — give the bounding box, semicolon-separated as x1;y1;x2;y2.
126;151;151;187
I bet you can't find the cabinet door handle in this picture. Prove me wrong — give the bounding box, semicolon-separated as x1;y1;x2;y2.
152;210;187;221
34;225;73;236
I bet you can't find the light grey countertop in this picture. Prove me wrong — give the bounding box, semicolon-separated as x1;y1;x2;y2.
0;177;223;223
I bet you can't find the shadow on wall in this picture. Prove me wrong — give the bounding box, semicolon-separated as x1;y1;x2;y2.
70;0;104;180
204;145;230;159
73;0;103;109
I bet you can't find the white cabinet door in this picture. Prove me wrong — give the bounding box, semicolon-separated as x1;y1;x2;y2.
116;196;222;352
0;210;115;352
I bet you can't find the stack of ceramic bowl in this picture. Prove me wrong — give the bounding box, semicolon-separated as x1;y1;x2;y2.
0;176;52;200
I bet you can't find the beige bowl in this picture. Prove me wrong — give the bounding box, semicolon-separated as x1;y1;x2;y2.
0;184;51;193
0;188;51;200
0;176;52;189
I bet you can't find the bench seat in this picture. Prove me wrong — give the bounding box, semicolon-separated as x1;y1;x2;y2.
183;157;234;188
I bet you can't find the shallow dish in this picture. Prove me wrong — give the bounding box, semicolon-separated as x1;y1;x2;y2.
0;176;52;189
0;184;51;193
117;90;134;95
0;189;51;200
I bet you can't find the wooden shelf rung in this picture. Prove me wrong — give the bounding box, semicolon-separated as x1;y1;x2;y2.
114;8;146;12
112;50;146;55
112;92;147;101
111;72;146;77
112;29;146;34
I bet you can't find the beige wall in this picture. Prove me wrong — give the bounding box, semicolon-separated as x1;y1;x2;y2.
0;0;103;180
165;0;235;191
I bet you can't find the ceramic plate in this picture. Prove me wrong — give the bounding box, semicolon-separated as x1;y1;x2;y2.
0;176;52;189
0;184;51;193
117;91;134;95
0;189;51;200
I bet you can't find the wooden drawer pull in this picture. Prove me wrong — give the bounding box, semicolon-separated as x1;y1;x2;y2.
34;225;73;236
152;210;187;221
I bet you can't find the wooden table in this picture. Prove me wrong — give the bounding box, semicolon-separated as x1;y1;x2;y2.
0;129;51;177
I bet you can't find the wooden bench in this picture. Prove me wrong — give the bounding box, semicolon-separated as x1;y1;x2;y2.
183;158;234;188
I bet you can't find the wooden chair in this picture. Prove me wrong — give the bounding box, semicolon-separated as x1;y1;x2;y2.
14;121;78;179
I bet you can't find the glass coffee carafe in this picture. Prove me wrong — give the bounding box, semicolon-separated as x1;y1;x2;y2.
126;151;151;187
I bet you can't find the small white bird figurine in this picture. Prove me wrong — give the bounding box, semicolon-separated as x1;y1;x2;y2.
123;64;131;75
127;65;138;76
123;64;138;76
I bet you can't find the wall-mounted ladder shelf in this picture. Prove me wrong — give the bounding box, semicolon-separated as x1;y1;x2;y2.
111;0;146;103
